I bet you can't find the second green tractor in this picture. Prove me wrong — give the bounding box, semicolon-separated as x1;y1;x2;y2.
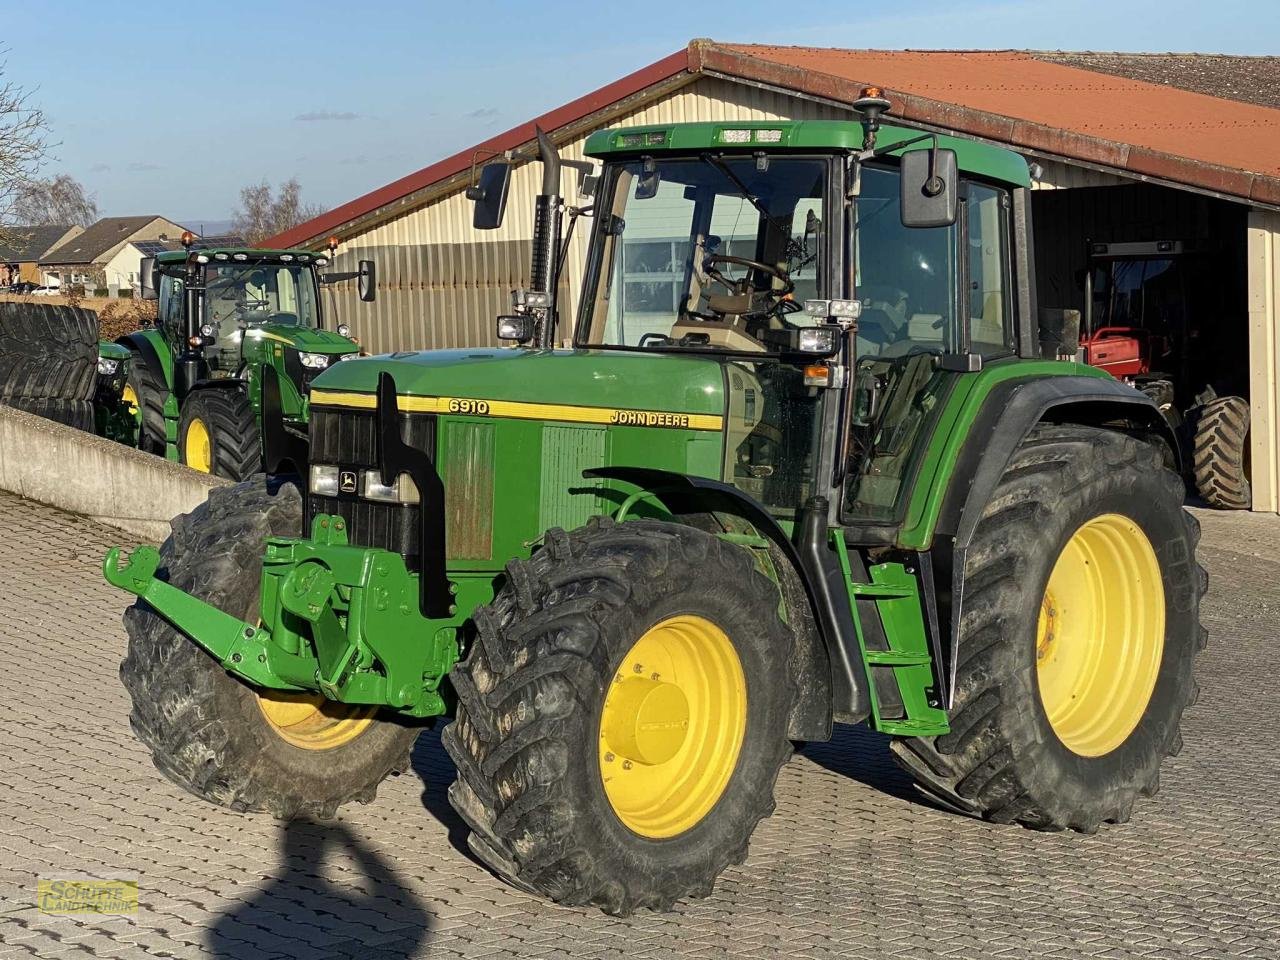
116;238;376;478
105;93;1204;915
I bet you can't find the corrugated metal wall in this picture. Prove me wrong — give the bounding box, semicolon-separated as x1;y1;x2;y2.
323;76;844;354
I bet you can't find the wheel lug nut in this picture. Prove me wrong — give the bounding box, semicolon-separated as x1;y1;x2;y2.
633;663;643;674
622;760;632;770
604;752;614;763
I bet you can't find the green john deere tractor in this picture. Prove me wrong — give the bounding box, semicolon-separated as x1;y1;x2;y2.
105;94;1205;915
116;239;375;478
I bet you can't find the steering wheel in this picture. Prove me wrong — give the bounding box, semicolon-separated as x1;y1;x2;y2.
703;254;794;298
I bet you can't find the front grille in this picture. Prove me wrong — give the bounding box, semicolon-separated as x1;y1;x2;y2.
307;407;436;568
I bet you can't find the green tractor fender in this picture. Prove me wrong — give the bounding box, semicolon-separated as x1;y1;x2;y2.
925;374;1179;709
584;466;868;742
116;328;174;395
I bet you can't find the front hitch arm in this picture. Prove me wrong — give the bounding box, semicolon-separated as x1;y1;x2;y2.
103;546;310;691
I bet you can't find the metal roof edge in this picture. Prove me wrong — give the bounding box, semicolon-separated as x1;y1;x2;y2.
697;43;1280;209
265;46;696;249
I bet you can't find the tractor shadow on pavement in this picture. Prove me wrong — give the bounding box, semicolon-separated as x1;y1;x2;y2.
412;727;473;859
796;723;935;806
205;818;433;959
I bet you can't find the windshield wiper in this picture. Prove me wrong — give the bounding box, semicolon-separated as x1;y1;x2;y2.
700;153;796;245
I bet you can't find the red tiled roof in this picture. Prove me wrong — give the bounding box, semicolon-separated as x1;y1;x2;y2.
267;42;1280;248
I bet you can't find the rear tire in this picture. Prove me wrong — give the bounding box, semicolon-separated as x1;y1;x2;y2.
120;478;420;818
1190;395;1251;509
179;388;262;479
892;425;1205;832
442;519;795;914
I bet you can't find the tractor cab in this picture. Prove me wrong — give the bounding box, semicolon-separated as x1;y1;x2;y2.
141;242;371;411
1081;240;1198;389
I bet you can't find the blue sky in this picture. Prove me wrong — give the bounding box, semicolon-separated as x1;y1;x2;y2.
5;0;1275;226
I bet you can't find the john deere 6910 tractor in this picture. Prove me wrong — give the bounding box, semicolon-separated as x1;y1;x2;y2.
105;92;1204;915
117;236;375;478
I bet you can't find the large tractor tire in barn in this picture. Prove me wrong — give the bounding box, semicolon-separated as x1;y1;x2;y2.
1;396;94;431
443;518;795;915
120;479;421;818
1191;396;1251;510
178;388;262;479
0;302;97;402
892;425;1205;832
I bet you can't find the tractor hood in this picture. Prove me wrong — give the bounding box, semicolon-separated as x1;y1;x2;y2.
309;348;726;419
246;322;358;355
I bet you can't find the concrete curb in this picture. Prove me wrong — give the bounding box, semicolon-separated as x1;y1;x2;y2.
0;404;230;542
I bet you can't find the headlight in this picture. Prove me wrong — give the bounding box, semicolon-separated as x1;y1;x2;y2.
97;357;119;376
298;351;331;369
336;323;351;337
338;352;358;361
360;469;420;504
309;464;339;496
200;323;215;337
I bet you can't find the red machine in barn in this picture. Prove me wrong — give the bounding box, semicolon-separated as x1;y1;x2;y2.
1082;239;1250;509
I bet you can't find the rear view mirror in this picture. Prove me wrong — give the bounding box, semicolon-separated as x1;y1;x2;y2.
900;148;958;228
469;161;512;230
635;160;661;200
139;257;157;300
357;260;376;302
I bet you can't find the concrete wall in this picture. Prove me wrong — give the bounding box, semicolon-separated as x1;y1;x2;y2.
0;404;229;541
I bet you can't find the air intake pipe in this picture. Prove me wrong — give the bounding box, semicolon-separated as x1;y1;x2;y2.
529;125;563;347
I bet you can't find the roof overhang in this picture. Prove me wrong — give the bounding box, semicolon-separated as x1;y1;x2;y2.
267;41;1280;249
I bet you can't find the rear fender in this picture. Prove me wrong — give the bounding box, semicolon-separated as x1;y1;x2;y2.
929;375;1179;708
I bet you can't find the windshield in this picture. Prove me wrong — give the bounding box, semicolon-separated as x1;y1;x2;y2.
579;156;827;354
203;263;321;330
1090;258;1184;332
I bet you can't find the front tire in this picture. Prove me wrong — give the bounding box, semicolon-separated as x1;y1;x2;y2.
178;388;261;479
892;426;1205;831
120;478;420;818
442;519;795;914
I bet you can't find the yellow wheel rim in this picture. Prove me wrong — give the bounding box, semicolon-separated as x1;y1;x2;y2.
1036;513;1165;757
120;384;139;417
598;615;747;839
184;417;212;473
255;690;378;750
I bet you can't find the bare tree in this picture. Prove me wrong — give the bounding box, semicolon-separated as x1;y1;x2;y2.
12;173;98;226
232;178;325;244
0;59;50;246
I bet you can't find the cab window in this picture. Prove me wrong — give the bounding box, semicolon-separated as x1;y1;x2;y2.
967;182;1013;355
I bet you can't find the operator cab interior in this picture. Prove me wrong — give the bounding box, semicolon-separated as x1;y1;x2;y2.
583;155;829;355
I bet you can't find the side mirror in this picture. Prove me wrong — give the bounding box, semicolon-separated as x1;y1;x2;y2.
357;259;376;302
139;257;157;300
468;161;512;230
900;148;958;228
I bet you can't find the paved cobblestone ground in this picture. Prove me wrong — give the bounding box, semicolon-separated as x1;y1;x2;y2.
0;490;1278;959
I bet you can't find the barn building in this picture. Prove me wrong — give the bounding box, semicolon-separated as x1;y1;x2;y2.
266;43;1280;511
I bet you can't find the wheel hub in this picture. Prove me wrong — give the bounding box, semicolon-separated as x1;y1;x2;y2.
184;417;212;473
256;689;377;750
598;615;747;839
1036;513;1165;757
602;677;691;766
